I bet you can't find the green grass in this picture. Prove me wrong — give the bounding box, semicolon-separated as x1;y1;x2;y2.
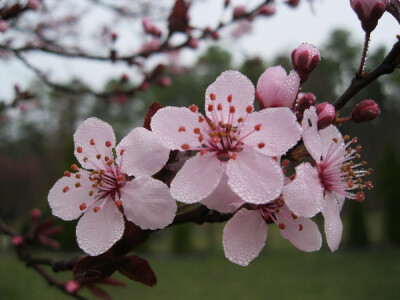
1;244;400;300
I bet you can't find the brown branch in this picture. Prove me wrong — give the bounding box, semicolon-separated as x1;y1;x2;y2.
170;205;233;227
333;39;400;110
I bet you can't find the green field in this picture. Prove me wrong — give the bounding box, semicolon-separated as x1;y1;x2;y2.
1;245;399;300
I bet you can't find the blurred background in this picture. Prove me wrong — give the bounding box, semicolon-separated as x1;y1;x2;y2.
0;0;400;299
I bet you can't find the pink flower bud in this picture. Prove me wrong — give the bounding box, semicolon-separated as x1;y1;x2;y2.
188;37;199;49
121;73;129;82
65;280;80;294
142;17;154;33
297;92;316;112
224;0;230;7
0;20;9;33
256;66;300;109
291;43;321;84
12;236;24;247
30;208;42;221
351;99;380;123
257;5;276;16
316;102;335;129
233;5;246;19
350;0;390;32
27;0;40;10
287;0;301;7
157;77;172;87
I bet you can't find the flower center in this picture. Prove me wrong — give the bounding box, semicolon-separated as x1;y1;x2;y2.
259;199;304;231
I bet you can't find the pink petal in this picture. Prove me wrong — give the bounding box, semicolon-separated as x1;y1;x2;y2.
116;127;170;177
201;172;245;213
322;192;345;252
48;170;92;221
223;208;267;266
121;177;176;230
319;125;344;160
151;106;203;150
277;70;300;107
241;107;302;157
74;118;116;170
226;149;283;204
76;200;124;256
276;206;322;252
282;162;324;218
302;107;322;162
171;153;224;203
205;70;255;121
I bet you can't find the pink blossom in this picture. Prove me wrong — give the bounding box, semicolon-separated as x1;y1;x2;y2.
257;5;276;16
350;0;390;32
48;118;176;256
151;71;301;209
233;5;246;19
291;43;321;83
0;20;9;33
223;199;321;266
315;102;335;129
256;66;300;109
282;107;372;251
188;37;199;49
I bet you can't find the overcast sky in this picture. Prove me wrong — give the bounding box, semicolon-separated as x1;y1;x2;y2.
0;0;398;100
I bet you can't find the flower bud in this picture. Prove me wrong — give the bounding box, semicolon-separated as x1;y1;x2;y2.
65;280;80;294
351;99;380;123
0;20;9;33
291;43;321;84
224;0;230;7
256;66;300;109
233;5;246;19
12;236;24;247
297;93;316;112
30;208;42;221
350;0;390;32
188;37;199;49
257;5;276;16
316;102;335;129
286;0;301;7
27;0;40;10
157;77;172;87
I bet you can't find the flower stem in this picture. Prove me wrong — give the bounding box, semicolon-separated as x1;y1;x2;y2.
357;31;371;77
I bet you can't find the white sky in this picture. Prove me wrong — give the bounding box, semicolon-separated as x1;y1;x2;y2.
0;0;398;100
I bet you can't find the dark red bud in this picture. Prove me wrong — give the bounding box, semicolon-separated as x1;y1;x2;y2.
351;99;380;123
30;208;42;221
316;102;335;129
297;93;316;112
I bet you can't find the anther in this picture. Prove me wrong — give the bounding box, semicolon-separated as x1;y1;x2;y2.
64;171;71;177
71;164;78;171
200;149;207;156
194;128;201;134
104;156;109;161
227;94;232;102
246;106;253;113
79;203;87;211
75;174;81;179
299;224;303;231
290;174;296;181
279;223;286;230
199;116;204;122
178;126;186;132
210;93;216;100
229;106;236;113
347;181;354;188
272;156;278;161
198;135;203;142
120;149;125;156
237;117;243;123
254;124;262;131
333;138;339;143
230;153;237;160
115;200;122;207
93;207;100;213
181;144;190;150
356;145;362;152
75;182;81;188
291;213;298;219
90;139;95;145
356;191;365;202
258;143;265;149
343;135;350;141
282;160;289;167
77;147;83;153
63;186;69;193
106;160;113;166
89;191;94;196
83;157;88;163
217;104;222;111
105;141;112;147
190;105;198;112
208;104;214;112
96;154;101;159
361;161;367;166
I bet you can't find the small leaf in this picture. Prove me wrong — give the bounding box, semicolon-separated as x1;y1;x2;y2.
116;255;157;287
143;102;163;130
97;277;126;287
86;284;113;300
73;254;115;284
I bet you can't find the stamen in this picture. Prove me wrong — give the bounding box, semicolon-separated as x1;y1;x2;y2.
181;144;190;150
229;106;236;113
291;213;298;219
208;104;214;112
75;182;81;188
178;126;186;132
120;149;125;156
75;174;81;179
77;147;83;153
210;93;216;100
299;224;303;231
279;223;286;230
93;206;100;213
64;171;71;177
89;191;94;196
71;164;78;171
96;154;101;159
254;124;262;131
115;200;122;207
79;203;87;210
90;139;95;145
246;106;253;113
194;128;201;134
227;94;232;102
190;105;198;112
258;143;265;149
63;186;69;193
199;116;204;122
217;104;222;111
105;141;112;147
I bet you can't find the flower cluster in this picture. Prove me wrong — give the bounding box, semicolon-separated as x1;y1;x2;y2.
48;43;374;266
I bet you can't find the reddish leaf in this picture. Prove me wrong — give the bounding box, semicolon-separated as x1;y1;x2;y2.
143;102;163;131
98;277;126;287
168;0;191;33
116;255;157;287
40;226;64;236
73;254;116;284
86;284;113;300
111;221;149;257
37;234;60;250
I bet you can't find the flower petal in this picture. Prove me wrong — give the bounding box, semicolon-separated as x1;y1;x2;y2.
151;106;203;150
170;153;224;203
322;192;345;252
226;149;283;204
282;162;324;218
302;107;322;162
121;177;176;230
201;172;245;213
76;200;124;256
74;118;116;170
256;66;287;108
319;124;344;160
223;208;267;266
241;107;302;157
276;206;322;252
116;127;170;177
205;70;255;121
276;69;300;107
48;170;91;221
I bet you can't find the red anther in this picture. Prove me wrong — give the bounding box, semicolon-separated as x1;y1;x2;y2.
291;213;298;219
106;160;113;166
282;159;290;167
213;136;220;143
79;203;87;211
356;145;362;153
90;138;95;145
117;175;124;181
120;149;125;156
105;141;112;147
347;181;354;188
246;106;253;113
279;223;286;230
83;157;88;163
63;186;69;193
258;143;265;149
181;144;190;150
272;156;278;161
365;181;373;189
93;206;100;212
71;164;78;171
64;171;71;177
208;104;214;112
356;191;365;202
227;94;232;102
104;156;109;161
75;174;81;179
178;126;186;132
200;149;207;156
193;128;201;134
230;153;238;160
75;182;81;188
77;147;83;153
217;104;223;111
30;208;42;221
89;191;94;196
254;124;262;131
230;106;236;113
351;137;358;144
115;200;122;207
290;174;296;181
299;224;303;231
198;135;204;142
96;154;101;159
210;93;216;100
189;105;198;112
237;117;244;123
198;116;204;122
